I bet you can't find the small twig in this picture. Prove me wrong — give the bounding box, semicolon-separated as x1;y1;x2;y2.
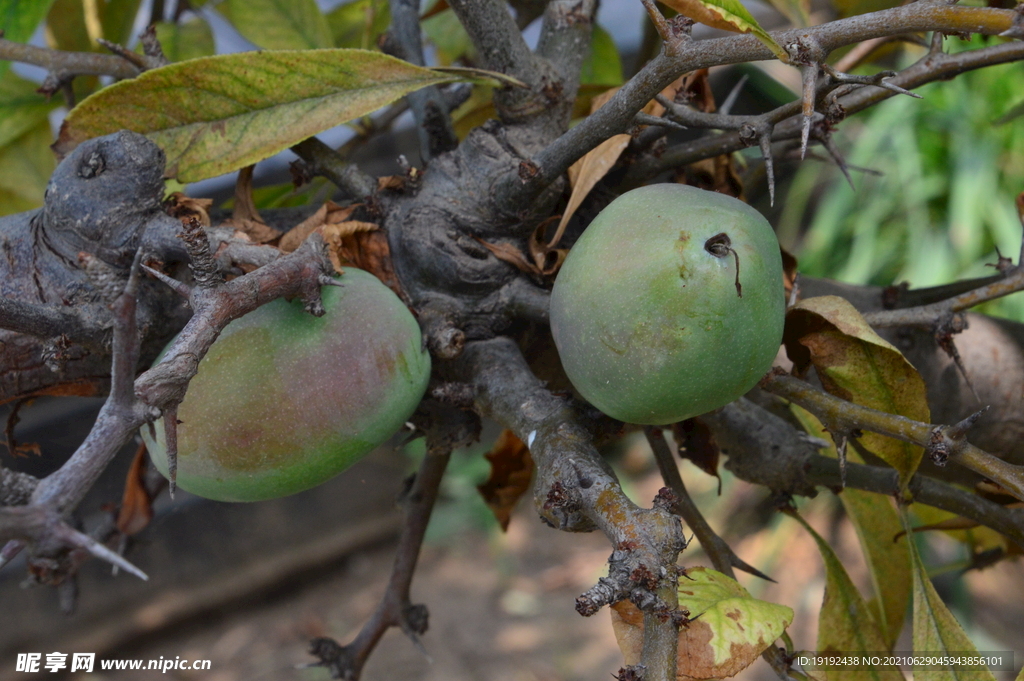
291;137;378;201
644;427;772;582
309;407;473;681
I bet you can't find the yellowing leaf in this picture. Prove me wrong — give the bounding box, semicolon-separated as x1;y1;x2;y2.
149;17;215;63
611;567;793;680
789;511;904;681
902;510;997;681
790;405;911;649
220;0;332;50
55;49;460;182
658;0;788;61
0;0;56;79
784;295;929;489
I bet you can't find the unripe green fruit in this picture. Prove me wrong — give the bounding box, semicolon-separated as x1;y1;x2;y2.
142;268;431;502
550;184;785;425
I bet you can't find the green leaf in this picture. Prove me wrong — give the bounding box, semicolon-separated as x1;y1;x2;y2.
220;0;332;50
659;0;789;61
326;0;390;49
0;71;58;149
790;511;904;681
0;0;56;78
784;295;930;489
580;24;623;86
98;0;142;47
790;405;912;650
56;49;460;182
422;8;474;66
901;510;997;680
0;119;56;216
148;17;215;63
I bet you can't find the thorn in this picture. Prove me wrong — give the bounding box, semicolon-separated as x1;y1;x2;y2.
818;132;854;189
949;406;989;440
834;435;849;488
0;539;24;571
719;75;749;116
935;330;980;403
800;65;818;159
759;133;776;207
318;274;343;287
142;264;192;299
60;524;149;580
633;112;688;130
733;557;776;583
164;407;179;499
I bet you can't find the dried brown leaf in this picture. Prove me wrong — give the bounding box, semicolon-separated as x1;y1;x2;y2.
671;418;720;481
377;174;406;192
164;192;213;226
223;165;282;244
475;236;541;276
117;443;155;536
278;201;357;253
321;220;407;300
781;246;798;300
477;429;534;531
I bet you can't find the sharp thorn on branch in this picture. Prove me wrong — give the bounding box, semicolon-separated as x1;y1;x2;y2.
949;406;990;440
58;523;149;580
800;66;818;159
0;539;25;571
719;75;749;116
141;264;192;300
163;406;179;499
633;112;688;130
817;131;855;189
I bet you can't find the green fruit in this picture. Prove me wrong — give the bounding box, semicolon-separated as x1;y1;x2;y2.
550;184;785;425
142;268;431;502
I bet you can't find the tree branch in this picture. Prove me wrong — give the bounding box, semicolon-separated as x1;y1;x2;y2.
309;405;477;681
500;3;1018;205
627;38;1024;185
291;137;378;200
761;372;1024;502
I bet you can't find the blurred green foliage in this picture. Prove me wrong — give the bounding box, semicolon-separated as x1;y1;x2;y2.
779;37;1024;322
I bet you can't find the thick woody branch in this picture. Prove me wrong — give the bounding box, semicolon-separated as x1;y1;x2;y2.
705;399;1024;545
501;3;1018;205
864;263;1024;328
535;0;596;113
0;297;109;350
454;337;685;681
761;372;1024;502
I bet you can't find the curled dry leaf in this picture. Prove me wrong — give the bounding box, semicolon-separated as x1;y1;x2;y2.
670;418;720;483
277;201;356;253
116;443;155;536
477;429;534;531
783;295;930;488
611;567;793;681
223;165;283;244
164;192;213;227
